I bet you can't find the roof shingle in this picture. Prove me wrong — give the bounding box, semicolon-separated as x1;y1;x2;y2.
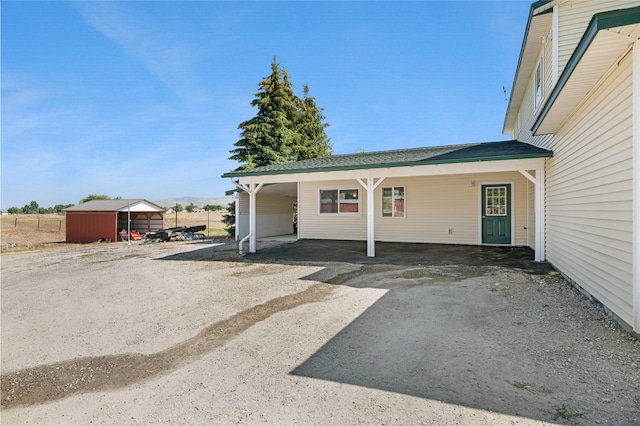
222;140;552;178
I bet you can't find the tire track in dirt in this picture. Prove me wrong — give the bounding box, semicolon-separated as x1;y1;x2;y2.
1;282;336;409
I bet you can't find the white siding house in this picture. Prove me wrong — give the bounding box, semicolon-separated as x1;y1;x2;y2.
503;1;640;333
224;1;640;334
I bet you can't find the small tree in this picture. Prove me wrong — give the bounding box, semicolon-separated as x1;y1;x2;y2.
174;203;183;213
221;201;236;237
80;194;113;204
22;201;39;214
185;203;197;212
53;204;74;213
7;207;21;214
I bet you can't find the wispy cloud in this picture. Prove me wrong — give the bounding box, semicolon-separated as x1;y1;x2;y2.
75;2;208;104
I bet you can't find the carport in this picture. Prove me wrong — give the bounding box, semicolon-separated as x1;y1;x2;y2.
65;199;165;243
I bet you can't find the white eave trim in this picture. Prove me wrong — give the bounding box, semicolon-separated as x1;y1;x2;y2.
503;6;554;134
533;8;640;135
234;158;547;186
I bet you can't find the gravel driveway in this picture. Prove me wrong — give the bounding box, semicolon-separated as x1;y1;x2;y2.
1;240;639;425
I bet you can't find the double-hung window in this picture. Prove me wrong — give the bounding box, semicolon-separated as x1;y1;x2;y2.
319;189;360;214
382;186;405;218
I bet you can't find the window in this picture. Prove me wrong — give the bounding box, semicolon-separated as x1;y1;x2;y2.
382;186;405;218
534;59;543;108
319;189;359;214
485;186;507;216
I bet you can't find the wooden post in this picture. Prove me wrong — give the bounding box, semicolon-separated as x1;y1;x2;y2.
207;210;210;237
38;216;40;230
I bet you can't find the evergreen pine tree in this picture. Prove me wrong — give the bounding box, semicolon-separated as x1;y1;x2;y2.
294;84;332;160
229;57;298;169
229;57;332;170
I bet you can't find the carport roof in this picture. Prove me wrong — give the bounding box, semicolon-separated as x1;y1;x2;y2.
222;140;552;178
65;199;165;212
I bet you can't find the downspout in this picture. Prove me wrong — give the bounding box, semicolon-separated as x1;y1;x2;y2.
238;233;251;255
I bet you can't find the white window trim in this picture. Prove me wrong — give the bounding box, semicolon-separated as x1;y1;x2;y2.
534;55;544;109
318;187;361;216
381;186;406;219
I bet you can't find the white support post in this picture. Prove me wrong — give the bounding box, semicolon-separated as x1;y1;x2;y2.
534;166;546;262
632;40;639;332
357;176;385;257
229;179;263;254
519;169;545;261
249;182;264;253
233;191;239;241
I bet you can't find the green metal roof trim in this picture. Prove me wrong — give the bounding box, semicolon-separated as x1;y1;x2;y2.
532;5;640;134
222;140;552;178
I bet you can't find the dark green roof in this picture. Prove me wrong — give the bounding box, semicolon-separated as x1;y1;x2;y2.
222;140;552;178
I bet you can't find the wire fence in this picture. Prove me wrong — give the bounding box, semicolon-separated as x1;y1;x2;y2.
1;215;66;232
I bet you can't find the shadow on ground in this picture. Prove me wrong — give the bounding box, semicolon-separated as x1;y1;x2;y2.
156;240;639;424
291;264;571;423
157;239;554;275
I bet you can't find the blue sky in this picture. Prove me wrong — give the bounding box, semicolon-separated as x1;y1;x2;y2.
1;1;532;209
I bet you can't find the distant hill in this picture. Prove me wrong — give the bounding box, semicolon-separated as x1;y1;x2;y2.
155;196;232;209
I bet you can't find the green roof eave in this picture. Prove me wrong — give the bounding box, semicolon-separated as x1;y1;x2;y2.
531;5;640;134
221;152;552;179
502;0;554;133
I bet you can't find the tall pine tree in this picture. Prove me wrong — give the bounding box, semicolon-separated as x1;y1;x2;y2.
229;57;332;170
294;84;332;160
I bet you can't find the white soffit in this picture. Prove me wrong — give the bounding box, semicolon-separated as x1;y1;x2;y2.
504;12;553;133
536;23;640;134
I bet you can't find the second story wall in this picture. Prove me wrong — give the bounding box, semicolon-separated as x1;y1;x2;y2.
509;0;639;147
557;0;639;75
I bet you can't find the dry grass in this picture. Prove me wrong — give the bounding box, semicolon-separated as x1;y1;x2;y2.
1;212;230;252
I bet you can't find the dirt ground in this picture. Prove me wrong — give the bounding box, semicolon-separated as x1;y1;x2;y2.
0;211;227;252
1;239;639;425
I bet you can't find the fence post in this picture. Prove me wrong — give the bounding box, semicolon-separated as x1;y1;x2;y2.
38;216;40;230
14;217;17;228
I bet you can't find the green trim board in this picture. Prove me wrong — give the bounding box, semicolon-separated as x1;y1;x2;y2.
531;5;640;134
222;140;552;178
502;0;553;132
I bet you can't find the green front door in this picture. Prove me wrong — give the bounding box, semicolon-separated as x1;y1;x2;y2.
482;184;511;245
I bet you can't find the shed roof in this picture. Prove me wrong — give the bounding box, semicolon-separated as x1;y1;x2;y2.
222;140;552;178
65;199;165;212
